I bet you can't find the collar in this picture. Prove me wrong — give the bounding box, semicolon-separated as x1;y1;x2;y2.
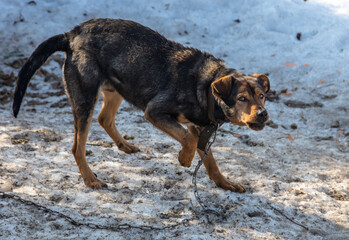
197;86;220;151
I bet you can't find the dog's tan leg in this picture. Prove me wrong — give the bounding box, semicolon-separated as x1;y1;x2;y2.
144;108;196;167
72;114;107;189
188;126;245;193
198;149;245;192
98;90;139;154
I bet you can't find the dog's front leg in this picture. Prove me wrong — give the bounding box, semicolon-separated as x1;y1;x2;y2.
197;149;245;193
188;126;245;193
144;107;196;167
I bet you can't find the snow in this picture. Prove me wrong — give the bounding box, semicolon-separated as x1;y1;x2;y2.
0;0;348;239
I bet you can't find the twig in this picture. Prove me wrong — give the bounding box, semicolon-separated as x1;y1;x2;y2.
267;202;309;231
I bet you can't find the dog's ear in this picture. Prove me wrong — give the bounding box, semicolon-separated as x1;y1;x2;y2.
211;75;234;99
251;74;270;93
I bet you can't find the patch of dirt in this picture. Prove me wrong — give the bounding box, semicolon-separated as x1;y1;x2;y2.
11;133;29;144
10;129;61;144
50;98;69;108
0;71;16;86
314;136;334;141
35;129;62;142
266;120;279;129
327;189;349;201
266;90;280;102
27;100;50;106
86;150;93;156
5;58;27;69
283;100;323;108
237;134;265;147
0;89;13;105
123;135;135;140
319;94;337;100
87;141;114;148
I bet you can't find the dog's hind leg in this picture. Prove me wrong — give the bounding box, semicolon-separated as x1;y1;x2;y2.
64;55;107;189
188;126;245;193
72;111;108;189
98;90;139;154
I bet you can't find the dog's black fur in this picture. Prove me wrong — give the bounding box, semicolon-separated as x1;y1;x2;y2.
13;19;270;191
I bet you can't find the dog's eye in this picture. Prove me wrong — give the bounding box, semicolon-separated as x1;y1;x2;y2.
238;97;247;102
259;94;264;99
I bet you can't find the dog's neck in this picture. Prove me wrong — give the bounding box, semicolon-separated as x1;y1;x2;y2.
197;60;239;126
207;85;229;125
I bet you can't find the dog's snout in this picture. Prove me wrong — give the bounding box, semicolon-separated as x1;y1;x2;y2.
257;109;268;122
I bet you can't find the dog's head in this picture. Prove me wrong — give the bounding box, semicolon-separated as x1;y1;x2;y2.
211;72;270;131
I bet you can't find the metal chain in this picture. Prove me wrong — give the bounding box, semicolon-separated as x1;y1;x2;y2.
192;125;223;215
191;127;310;229
0;191;190;231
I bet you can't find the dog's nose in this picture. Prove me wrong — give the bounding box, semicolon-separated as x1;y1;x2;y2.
257;109;268;122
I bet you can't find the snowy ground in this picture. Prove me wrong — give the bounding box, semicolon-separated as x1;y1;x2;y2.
0;0;348;239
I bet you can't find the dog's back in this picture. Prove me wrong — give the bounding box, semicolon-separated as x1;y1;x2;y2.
14;18;224;117
67;19;222;112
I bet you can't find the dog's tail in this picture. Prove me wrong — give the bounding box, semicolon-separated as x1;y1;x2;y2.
12;34;69;117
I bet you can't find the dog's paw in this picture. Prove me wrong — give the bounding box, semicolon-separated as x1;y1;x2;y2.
215;177;245;193
178;149;195;167
118;142;140;154
84;177;108;189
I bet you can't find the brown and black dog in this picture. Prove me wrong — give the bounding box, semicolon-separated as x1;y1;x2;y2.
13;19;270;192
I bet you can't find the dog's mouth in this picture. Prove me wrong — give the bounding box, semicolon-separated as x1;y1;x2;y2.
246;122;266;131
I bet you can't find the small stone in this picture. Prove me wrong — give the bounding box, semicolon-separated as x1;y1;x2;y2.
267;120;279;129
102;141;113;148
296;32;302;40
86;150;93;156
330;121;340;128
0;181;13;192
290;123;298;129
123;135;134;140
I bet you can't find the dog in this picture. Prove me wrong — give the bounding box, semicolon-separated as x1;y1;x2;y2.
13;18;270;192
